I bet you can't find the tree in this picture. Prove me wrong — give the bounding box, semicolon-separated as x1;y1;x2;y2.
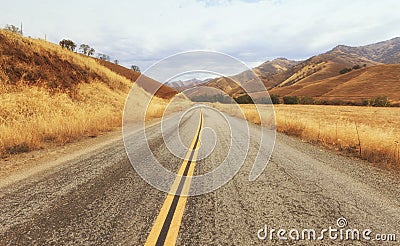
87;48;95;56
131;65;140;73
283;96;299;104
361;99;370;106
339;67;352;74
270;94;280;104
299;96;315;105
79;44;91;55
371;96;390;107
98;53;110;61
4;24;22;35
59;39;76;51
234;94;254;104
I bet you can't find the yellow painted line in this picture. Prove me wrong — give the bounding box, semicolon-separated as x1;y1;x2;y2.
145;109;203;246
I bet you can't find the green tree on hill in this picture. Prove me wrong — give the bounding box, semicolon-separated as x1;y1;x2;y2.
283;96;299;104
235;94;254;104
131;65;140;73
371;96;390;107
98;53;110;61
270;94;280;104
59;39;76;51
4;24;22;35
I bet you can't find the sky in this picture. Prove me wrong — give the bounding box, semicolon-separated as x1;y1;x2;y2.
1;0;400;72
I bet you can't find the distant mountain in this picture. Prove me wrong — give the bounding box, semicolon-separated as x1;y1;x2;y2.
98;60;178;99
166;78;211;92
271;49;380;89
268;64;400;104
192;37;400;104
202;58;299;97
332;37;400;64
254;58;300;79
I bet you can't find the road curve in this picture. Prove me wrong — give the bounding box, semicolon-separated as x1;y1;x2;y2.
0;107;399;245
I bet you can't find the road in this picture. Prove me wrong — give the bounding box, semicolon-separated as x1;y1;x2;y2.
1;107;400;245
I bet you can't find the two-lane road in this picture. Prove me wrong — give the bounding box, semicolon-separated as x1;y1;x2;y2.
1;107;399;245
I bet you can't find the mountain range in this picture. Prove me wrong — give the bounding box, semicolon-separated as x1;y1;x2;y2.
168;37;400;105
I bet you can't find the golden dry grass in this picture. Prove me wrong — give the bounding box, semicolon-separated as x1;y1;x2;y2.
1;81;136;156
0;30;173;157
214;103;400;169
272;105;400;167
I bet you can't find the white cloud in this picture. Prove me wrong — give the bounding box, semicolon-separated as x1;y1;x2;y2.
1;0;399;71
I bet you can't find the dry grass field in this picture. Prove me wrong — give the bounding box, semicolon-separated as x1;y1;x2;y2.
0;30;171;157
214;103;400;169
273;105;400;167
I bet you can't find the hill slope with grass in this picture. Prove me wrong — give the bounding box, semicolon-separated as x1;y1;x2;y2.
268;64;400;104
332;37;400;64
0;30;165;156
97;59;178;99
195;38;399;104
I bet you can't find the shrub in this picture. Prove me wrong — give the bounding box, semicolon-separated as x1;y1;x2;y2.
235;94;254;104
371;96;390;107
361;99;370;106
191;94;232;103
339;68;352;74
59;39;76;51
283;96;299;104
270;94;280;104
299;96;315;105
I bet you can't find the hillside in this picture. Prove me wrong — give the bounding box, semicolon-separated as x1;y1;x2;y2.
209;58;299;96
166;78;211;92
251;58;300;87
98;59;178;99
0;30;165;156
268;64;400;104
193;37;399;104
332;37;400;64
202;49;380;98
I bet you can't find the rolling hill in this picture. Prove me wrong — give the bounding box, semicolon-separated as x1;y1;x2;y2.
98;59;178;99
166;78;211;92
332;37;400;64
0;29;167;156
195;37;400;104
268;64;400;104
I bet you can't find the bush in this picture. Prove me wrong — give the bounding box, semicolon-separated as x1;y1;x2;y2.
283;96;299;104
371;96;390;107
315;99;359;106
299;96;315;105
270;94;280;104
235;94;254;104
361;99;370;106
339;68;352;74
191;94;232;103
4;24;22;35
59;39;76;51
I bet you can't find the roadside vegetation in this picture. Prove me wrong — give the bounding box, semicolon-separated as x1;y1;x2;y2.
273;105;400;168
214;103;400;169
188;90;398;169
0;29;167;157
190;92;396;107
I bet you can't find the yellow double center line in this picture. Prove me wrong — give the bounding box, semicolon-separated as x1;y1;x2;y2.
145;109;204;246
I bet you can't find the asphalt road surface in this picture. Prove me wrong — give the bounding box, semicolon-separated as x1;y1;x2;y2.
1;107;400;245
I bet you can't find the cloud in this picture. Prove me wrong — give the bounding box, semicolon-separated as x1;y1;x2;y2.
1;0;399;71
